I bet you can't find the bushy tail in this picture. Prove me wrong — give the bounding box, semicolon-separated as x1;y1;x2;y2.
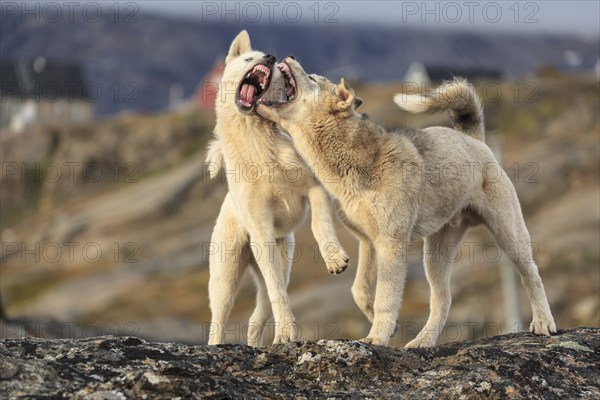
204;138;224;179
394;78;485;141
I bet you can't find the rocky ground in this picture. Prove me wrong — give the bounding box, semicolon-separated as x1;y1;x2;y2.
0;327;598;399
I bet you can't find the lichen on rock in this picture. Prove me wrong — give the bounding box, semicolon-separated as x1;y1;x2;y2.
0;328;598;399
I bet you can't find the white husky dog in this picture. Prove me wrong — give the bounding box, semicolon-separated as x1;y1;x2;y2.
256;57;556;346
204;31;349;346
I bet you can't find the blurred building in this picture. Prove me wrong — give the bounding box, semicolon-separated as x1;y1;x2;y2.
0;57;93;132
195;59;224;112
561;52;600;78
403;61;503;85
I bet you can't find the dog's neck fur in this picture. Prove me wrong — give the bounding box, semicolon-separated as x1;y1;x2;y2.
285;113;390;195
216;104;282;165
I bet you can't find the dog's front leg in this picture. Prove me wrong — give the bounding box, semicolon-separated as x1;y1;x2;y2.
307;185;349;274
361;240;408;346
248;224;298;344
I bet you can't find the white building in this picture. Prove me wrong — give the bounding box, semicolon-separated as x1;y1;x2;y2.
0;57;93;132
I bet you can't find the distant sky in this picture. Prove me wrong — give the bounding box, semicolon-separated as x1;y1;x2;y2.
137;0;600;37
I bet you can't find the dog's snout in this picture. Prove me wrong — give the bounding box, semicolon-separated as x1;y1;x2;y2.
264;53;276;62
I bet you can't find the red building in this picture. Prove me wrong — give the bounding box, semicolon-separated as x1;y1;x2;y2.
195;59;224;112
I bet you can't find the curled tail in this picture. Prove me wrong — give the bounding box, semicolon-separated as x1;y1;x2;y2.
394;78;485;141
204;138;224;179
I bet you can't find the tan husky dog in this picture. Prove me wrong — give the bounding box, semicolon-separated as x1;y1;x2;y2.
204;33;349;346
257;57;556;347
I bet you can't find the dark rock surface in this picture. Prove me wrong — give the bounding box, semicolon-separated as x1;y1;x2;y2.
0;327;598;399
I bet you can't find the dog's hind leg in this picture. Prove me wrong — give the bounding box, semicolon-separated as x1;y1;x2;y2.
351;239;377;323
249;225;298;344
278;233;294;288
246;234;294;346
247;261;271;347
207;196;249;345
405;223;467;348
480;174;556;336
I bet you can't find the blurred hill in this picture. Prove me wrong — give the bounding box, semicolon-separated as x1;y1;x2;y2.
1;75;598;345
1;11;598;115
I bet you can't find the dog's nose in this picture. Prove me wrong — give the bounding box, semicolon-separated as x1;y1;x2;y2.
264;54;276;63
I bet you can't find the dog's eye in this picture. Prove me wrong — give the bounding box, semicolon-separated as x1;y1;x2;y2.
244;57;253;62
309;75;316;82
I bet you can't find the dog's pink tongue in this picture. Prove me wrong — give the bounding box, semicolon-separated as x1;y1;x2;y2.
240;83;256;103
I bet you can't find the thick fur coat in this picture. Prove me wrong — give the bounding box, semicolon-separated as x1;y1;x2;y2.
257;58;556;346
205;32;348;346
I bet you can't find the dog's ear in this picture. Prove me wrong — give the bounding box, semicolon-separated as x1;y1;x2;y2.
226;30;252;64
336;78;356;111
353;96;364;110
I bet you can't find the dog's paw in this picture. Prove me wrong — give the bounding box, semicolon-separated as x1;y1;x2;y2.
529;317;557;336
405;336;436;348
359;336;388;346
272;335;292;345
247;332;264;347
272;321;299;344
324;245;350;275
246;325;265;347
247;339;263;347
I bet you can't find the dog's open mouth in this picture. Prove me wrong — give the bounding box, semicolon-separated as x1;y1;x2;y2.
257;61;296;106
278;62;296;101
237;64;272;111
